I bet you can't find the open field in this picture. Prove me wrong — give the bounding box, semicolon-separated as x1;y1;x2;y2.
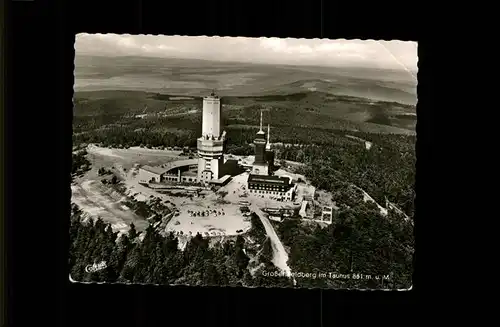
83;144;183;171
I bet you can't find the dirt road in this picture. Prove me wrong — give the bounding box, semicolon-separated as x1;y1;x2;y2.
350;184;388;216
250;204;296;284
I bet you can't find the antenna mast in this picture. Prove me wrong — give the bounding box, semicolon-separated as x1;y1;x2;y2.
259;110;263;132
266;124;271;150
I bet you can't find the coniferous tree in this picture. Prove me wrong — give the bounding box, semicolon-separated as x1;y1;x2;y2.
106;246;121;283
164;232;179;254
81;217;97;256
129;223;139;239
260;238;273;267
121;245;141;282
151;243;168;284
140;224;157;255
233;235;250;277
201;262;221;286
109;233;130;281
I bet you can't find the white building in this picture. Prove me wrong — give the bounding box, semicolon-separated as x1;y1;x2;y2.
138;166;165;184
197;91;225;184
247;174;296;201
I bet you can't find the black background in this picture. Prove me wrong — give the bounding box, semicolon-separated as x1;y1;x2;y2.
5;0;447;325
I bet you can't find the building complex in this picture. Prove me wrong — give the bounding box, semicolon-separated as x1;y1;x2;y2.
137;90;295;201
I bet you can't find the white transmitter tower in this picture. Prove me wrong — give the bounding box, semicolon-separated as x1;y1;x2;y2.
197;90;226;184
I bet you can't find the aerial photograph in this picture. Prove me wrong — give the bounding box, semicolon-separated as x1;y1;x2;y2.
70;34;417;289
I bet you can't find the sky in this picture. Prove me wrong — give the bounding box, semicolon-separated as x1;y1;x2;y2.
75;34;418;73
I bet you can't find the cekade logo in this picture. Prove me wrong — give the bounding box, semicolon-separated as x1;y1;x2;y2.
85;261;107;273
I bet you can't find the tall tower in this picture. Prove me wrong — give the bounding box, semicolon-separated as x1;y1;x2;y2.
197;90;225;183
252;111;268;175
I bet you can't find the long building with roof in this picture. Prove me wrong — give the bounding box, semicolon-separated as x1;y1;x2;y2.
138;159;199;184
247;174;297;201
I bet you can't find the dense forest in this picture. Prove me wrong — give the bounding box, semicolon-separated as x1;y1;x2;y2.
73;112;413;149
279;136;415;217
69;206;293;287
275;201;413;289
73;90;415;149
69;201;413;289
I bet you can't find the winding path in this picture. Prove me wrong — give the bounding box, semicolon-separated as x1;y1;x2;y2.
350;184;388;216
250;204;297;285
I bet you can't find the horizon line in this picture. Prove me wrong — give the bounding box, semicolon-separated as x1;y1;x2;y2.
75;53;418;74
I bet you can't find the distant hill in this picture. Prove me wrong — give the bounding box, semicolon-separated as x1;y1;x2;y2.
74;55;417;106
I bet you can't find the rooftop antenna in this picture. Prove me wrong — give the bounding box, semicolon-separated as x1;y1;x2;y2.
266;124;271;150
259;110;263;132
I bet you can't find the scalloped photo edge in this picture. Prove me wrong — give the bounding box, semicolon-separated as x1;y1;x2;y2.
70;34;416;290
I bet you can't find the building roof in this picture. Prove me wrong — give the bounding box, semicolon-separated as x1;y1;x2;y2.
164;158;198;170
140;165;167;175
209;175;232;185
247;174;290;185
219;175;232;182
140;158;198;175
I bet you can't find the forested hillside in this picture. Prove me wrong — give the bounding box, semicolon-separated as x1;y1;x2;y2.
72;90;415;147
275;202;413;289
280;133;415;217
69;206;293;287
